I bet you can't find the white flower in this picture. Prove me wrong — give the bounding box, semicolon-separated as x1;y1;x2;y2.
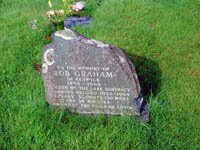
55;10;65;16
46;10;65;17
46;10;55;17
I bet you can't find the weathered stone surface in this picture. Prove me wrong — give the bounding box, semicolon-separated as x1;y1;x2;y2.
42;29;148;121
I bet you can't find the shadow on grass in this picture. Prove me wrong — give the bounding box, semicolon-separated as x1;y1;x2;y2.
126;52;162;100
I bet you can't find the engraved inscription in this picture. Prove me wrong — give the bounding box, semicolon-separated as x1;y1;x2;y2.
46;65;133;114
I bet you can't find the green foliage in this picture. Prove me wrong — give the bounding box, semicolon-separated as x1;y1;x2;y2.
47;0;75;28
62;0;74;15
0;0;200;149
80;0;104;16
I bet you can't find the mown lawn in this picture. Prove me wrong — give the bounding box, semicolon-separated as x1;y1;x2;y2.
0;0;199;149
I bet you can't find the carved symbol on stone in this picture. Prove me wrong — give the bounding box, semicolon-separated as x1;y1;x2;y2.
44;48;55;66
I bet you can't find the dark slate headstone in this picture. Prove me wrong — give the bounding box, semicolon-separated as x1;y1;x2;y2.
64;17;92;29
42;29;148;121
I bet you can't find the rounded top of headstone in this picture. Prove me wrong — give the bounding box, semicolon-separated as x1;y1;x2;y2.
55;29;77;40
55;29;109;48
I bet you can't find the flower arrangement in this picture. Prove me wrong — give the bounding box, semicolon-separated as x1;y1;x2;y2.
46;0;75;25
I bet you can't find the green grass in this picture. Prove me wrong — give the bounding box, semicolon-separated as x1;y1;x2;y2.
0;0;200;149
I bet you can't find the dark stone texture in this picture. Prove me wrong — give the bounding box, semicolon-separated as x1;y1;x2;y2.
64;17;92;29
42;29;148;121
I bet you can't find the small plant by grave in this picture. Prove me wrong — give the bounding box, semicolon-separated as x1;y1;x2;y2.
46;0;76;29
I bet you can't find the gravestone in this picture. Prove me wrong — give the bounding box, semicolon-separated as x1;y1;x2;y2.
42;29;148;121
